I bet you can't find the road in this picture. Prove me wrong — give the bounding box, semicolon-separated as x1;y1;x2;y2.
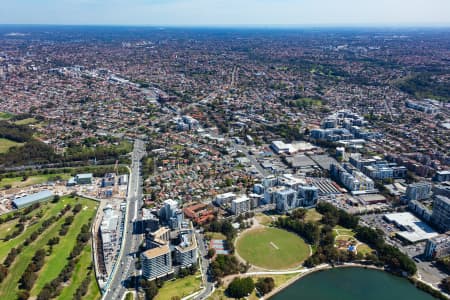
195;231;215;300
102;139;146;300
234;144;268;177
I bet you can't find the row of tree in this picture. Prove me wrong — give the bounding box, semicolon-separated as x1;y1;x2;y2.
355;226;417;275
0;121;34;143
37;220;94;300
276;216;321;245
3;206;70;269
315;202;359;229
19;249;46;290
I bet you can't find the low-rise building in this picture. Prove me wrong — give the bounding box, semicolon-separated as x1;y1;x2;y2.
12;190;54;209
75;173;93;184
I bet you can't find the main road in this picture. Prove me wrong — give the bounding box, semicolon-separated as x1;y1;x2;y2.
102;139;146;300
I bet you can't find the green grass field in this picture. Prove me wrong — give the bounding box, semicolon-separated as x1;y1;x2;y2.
236;227;310;270
0;196;100;300
155;272;202;300
304;209;323;222
205;232;227;240
0;173;71;189
14;118;38;125
0;112;14;120
0;138;24;154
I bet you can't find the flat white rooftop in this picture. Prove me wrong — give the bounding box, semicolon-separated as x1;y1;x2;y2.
384;212;438;243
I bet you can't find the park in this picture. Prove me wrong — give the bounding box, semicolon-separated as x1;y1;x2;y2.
236;227;310;270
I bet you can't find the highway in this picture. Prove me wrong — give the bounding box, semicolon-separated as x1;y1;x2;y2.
102;139;146;300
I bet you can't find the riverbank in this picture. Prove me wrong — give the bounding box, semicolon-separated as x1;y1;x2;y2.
264;263;384;299
262;263;449;300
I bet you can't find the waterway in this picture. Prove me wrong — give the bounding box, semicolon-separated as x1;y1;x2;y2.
271;267;435;300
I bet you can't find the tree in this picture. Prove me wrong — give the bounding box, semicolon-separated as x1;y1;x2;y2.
0;264;8;283
255;277;275;295
226;277;254;299
207;248;216;259
140;279;159;300
52;195;60;203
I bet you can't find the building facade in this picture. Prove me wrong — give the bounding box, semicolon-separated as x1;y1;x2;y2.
432;196;450;232
424;232;450;259
141;245;173;280
231;196;251;215
405;182;432;201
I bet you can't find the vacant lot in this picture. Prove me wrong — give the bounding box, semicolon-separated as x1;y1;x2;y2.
0;173;71;189
236;227;310;270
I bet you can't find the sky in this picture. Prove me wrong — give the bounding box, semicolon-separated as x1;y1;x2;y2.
1;0;450;26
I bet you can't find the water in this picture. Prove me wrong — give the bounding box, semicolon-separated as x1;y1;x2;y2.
271;267;435;300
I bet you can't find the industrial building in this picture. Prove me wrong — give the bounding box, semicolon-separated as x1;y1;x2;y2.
67;173;94;186
12;190;54;209
384;212;438;243
75;173;93;184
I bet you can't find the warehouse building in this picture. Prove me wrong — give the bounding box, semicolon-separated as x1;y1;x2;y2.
12;190;54;209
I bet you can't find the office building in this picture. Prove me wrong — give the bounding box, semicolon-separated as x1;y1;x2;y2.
408;200;432;222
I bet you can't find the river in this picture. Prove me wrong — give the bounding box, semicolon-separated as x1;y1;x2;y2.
271;267;435;300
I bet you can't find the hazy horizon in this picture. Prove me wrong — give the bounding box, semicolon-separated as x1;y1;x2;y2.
2;0;450;27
